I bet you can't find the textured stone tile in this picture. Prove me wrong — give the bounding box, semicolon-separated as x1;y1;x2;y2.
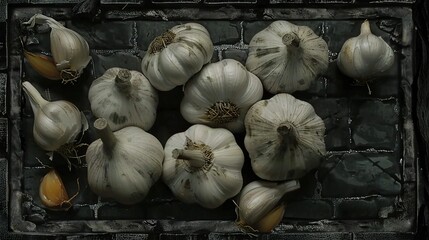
353;233;415;240
0;74;6;115
198;21;240;45
204;0;257;3
211;49;220;63
67;21;134;50
153;0;201;3
0;159;6;217
101;0;140;3
270;0;303;3
47;205;94;221
30;0;80;3
115;234;151;240
210;233;352;240
309;0;353;2
284;199;333;219
91;51;142;78
159;234;208;240
97;202;149;219
320;153;401;198
308;98;350;151
335;197;396;219
221;49;248;65
0;22;6;70
0;118;7;158
350;99;399;150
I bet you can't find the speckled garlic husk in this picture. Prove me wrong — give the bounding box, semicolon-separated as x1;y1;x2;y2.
88;68;158;131
236;180;300;233
22;81;87;152
337;20;394;86
163;124;245;209
244;93;326;181
86;118;164;205
246;20;329;94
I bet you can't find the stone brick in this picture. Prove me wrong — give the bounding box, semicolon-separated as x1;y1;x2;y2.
210;233;352;240
47;205;94;221
0;74;6;115
353;233;415;240
309;0;353;2
97;202;149;220
270;0;303;3
0;118;7;158
221;48;248;65
30;0;80;3
159;234;208;240
284;199;333;219
23;167;99;206
91;51;142;78
350;99;399;150
320;153;401;198
67;21;134;50
198;21;240;45
101;0;140;3
307;98;350;151
335;197;396;219
0;159;6;217
0;22;6;70
153;0;201;3
211;49;220;63
204;0;257;3
115;234;151;240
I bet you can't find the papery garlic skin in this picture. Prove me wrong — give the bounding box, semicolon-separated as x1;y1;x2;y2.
244;93;326;181
86;118;164;205
22;81;86;152
180;59;263;133
88;68;158;131
163;124;244;209
24;14;91;83
236;180;300;233
246;20;328;94
142;23;214;91
337;20;394;83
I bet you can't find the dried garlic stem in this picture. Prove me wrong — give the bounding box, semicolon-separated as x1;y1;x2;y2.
173;149;206;168
94;118;117;154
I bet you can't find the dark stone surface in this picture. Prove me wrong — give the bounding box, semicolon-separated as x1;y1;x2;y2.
0;22;6;70
350;99;399;150
284;199;334;220
102;0;140;3
335;197;396;219
221;48;247;65
91;51;142;78
204;0;257;3
307;98;350;151
320;153;401;198
353;232;415;240
0;118;7;158
67;21;135;50
0;74;6;115
159;234;208;240
270;0;303;3
153;0;201;3
209;233;352;240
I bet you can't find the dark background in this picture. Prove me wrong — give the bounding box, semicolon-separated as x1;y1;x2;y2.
1;0;429;239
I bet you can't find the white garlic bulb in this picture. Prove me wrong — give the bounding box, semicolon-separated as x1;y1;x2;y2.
24;14;91;83
88;68;158;131
246;20;329;94
337;20;394;86
180;59;263;133
236;180;300;233
142;23;214;91
22;81;87;152
244;93;326;181
163;124;244;209
86;118;164;205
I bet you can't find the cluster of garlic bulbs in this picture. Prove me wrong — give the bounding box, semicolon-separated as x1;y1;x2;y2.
21;14;396;233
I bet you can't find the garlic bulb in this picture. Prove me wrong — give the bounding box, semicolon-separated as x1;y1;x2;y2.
236;180;300;233
337;20;394;87
88;68;158;131
244;93;326;181
180;59;263;133
163;124;244;209
142;23;214;91
22;81;87;152
23;14;91;83
39;169;79;211
86;118;164;205
246;20;329;94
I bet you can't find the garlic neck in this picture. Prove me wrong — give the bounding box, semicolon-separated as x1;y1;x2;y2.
94;118;117;155
360;20;372;35
149;30;176;54
115;69;132;96
22;81;49;114
276;180;301;196
282;33;301;56
277;124;298;148
173;149;208;168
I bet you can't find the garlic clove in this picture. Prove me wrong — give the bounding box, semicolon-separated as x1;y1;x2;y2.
23;50;62;80
337;20;394;88
22;81;86;152
39;169;72;210
23;14;92;84
235;180;300;233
